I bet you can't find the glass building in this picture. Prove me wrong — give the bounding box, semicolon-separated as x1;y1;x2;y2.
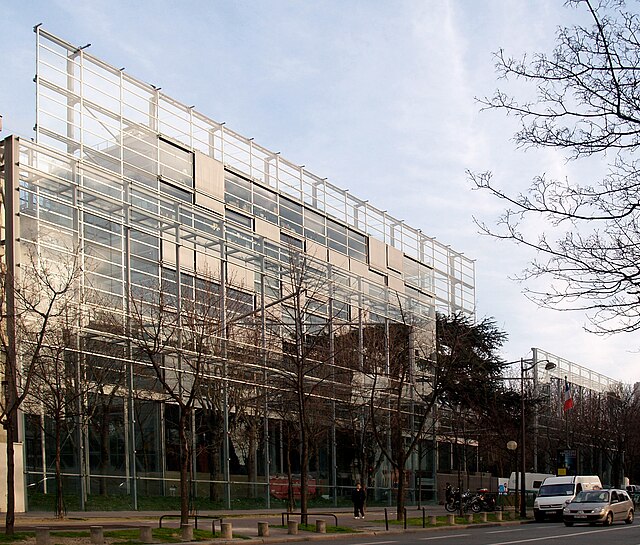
0;27;475;511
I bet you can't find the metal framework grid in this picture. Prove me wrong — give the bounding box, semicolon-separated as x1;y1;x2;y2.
34;27;475;317
2;27;478;510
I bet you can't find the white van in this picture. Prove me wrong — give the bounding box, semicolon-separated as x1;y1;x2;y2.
508;472;553;493
533;475;602;521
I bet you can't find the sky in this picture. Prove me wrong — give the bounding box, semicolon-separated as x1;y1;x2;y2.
1;0;638;382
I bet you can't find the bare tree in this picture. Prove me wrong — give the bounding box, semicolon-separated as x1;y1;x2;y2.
82;328;128;497
334;326;385;491
567;383;640;486
266;247;348;520
470;0;640;335
0;246;83;534
24;324;83;518
127;268;225;524
366;320;438;520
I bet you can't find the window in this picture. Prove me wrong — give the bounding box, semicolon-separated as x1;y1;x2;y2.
159;138;193;187
84;213;122;248
327;219;347;254
225;208;252;228
347;229;367;262
225;173;252;212
280;232;303;249
279;197;303;234
304;209;326;244
253;185;278;223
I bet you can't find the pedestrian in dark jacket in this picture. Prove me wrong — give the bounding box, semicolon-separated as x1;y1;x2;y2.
352;482;366;518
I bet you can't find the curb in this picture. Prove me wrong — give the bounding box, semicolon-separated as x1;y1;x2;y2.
190;520;534;544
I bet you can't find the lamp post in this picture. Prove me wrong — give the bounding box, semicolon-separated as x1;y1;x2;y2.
518;355;556;518
506;440;517;514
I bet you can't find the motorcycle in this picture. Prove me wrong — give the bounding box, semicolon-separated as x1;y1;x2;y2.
470;488;497;512
444;487;474;512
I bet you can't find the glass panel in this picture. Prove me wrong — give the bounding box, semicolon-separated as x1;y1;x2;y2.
279;197;303;234
225;173;251;212
159;139;193;187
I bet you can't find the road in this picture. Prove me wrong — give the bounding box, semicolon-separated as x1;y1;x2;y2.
322;522;640;545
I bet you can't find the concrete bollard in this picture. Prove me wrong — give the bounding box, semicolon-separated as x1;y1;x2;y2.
180;523;193;542
480;512;488;523
496;510;503;521
139;526;153;543
220;522;233;539
258;522;269;537
90;526;104;544
287;520;299;535
447;514;455;525
465;514;474;524
315;520;326;533
35;527;50;545
429;515;437;525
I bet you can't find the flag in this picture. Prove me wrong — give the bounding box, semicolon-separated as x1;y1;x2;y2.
563;377;574;411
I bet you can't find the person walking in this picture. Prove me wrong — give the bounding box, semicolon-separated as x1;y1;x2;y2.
352;482;366;519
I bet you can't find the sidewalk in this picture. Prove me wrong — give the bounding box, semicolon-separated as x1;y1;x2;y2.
6;505;525;540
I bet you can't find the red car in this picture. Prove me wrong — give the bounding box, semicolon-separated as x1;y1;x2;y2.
269;475;317;499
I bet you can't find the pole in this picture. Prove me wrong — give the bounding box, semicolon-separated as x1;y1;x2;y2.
520;358;527;519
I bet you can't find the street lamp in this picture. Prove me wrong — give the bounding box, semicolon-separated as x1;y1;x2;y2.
518;355;556;518
506;440;518;514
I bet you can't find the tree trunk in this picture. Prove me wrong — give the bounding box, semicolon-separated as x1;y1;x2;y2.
297;358;308;523
179;409;191;525
98;404;110;495
286;429;295;513
396;468;406;521
300;432;309;524
5;419;16;535
55;419;65;519
247;421;257;499
207;411;222;502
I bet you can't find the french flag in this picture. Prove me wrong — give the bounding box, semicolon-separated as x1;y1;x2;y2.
563;377;574;411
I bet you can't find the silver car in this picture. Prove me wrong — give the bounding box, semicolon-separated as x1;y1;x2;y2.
563;489;634;526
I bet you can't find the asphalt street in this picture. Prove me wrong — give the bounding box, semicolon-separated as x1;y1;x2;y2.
7;508;640;544
324;522;640;545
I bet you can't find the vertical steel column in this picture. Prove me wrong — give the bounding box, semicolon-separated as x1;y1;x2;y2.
124;179;138;509
41;410;48;494
260;269;271;508
66;48;77;155
520;358;527;519
220;255;231;509
357;289;365;498
149;90;159;133
71;177;87;509
160;403;167;495
4;136;21;527
385;319;392;506
532;348;539;472
408;327;416;503
279;420;284;475
191;408;197;508
328;278;337;507
76;340;86;510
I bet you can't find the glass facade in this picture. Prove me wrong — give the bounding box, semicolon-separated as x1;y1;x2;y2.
0;27;476;511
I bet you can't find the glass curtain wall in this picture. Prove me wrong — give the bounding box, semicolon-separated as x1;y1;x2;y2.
2;27;477;511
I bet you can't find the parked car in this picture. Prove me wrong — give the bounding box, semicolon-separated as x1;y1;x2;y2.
269;475;317;500
563;488;634;526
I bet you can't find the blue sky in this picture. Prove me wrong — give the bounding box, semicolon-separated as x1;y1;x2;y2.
2;1;637;382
